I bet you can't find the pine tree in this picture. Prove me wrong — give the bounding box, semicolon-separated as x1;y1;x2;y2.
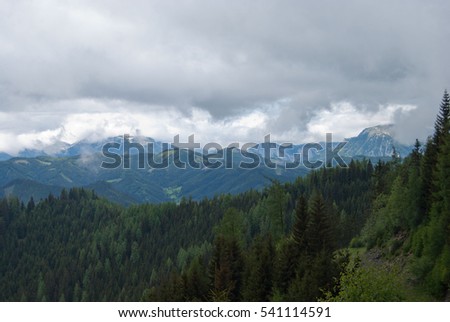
274;194;311;298
274;237;298;297
433;89;450;147
411;139;422;168
208;235;243;301
404;139;425;227
421;136;437;214
242;235;275;301
26;197;35;213
266;181;288;238
305;192;334;255
421;90;450;214
292;194;309;250
182;256;209;301
425;118;450;298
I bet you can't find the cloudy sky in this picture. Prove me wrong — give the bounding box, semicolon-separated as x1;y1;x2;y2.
0;0;449;154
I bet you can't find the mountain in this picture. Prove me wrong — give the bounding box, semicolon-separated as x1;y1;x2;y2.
17;148;49;158
0;151;308;204
16;140;70;158
0;179;63;201
0;152;12;161
0;135;164;160
341;124;413;158
0;178;138;206
59;135;164;157
0;125;416;204
84;181;139;206
0;125;414;161
234;124;414;163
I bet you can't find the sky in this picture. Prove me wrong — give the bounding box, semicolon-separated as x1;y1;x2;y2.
0;0;449;154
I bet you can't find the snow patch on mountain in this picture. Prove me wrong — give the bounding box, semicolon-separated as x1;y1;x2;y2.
341;124;412;157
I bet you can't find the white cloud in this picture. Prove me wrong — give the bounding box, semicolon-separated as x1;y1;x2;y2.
0;97;420;155
307;102;417;141
0;100;273;154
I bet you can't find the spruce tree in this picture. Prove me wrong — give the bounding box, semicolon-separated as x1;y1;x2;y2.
274;238;297;297
411;139;422;168
266;181;288;238
425;117;450;298
242;235;274;301
182;256;209;301
433;89;450;147
422;90;450;214
292;194;309;250
209;235;243;301
305;191;334;254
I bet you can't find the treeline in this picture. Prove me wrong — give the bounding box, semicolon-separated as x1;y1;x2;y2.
143;189;362;301
0;91;448;301
0;189;262;301
0;159;373;301
354;90;450;300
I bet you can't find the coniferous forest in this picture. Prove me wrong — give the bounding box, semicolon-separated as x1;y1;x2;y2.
0;92;449;302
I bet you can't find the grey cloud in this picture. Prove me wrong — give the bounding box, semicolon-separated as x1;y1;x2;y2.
0;0;449;143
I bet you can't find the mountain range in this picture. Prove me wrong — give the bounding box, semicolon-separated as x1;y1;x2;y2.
0;125;414;204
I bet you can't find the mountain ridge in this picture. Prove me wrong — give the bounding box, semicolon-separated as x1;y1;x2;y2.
0;124;414;160
0;125;414;204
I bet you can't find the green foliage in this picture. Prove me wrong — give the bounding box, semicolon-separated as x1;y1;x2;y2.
214;208;246;245
242;235;275;301
411;127;450;298
209;235;244;301
359;90;450;300
323;260;407;301
182;256;209;301
265;181;288;239
0;153;308;205
305;192;335;254
0;158;379;301
292;194;308;249
273;237;297;296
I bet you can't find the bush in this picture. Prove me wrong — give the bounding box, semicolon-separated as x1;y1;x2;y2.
322;261;407;302
349;237;364;249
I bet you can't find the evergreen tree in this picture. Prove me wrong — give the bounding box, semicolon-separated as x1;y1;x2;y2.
305;192;334;254
26;197;35;213
273;238;297;297
292;194;309;250
208;235;243;301
242;235;275;301
266;181;288;238
433;89;450;147
422;119;450;298
411;139;422;168
182;256;209;301
421;90;450;214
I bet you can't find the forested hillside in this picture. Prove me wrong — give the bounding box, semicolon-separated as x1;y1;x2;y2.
0;150;309;204
0;92;448;302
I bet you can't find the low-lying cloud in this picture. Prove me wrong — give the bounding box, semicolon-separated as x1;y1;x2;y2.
0;101;416;154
